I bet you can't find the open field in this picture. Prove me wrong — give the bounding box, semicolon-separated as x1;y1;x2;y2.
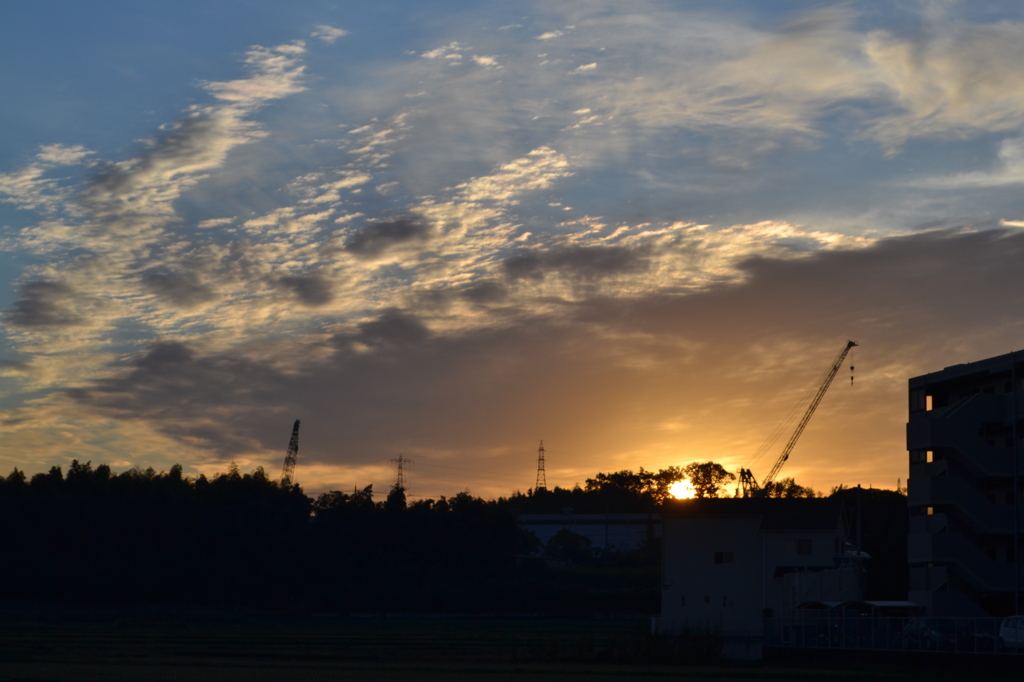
1;611;1020;682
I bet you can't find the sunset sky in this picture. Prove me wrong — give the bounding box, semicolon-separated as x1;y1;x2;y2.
4;1;1024;499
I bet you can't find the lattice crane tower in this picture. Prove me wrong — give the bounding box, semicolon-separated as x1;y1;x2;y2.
280;419;301;486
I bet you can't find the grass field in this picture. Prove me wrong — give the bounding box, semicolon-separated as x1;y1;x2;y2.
0;611;1019;682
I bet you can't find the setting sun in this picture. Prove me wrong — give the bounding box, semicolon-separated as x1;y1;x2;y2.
669;479;696;499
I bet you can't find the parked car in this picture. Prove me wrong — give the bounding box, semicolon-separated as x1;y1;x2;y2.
998;616;1024;651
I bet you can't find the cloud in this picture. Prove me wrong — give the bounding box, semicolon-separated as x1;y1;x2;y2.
503;245;648;281
356;309;431;346
913;137;1024;188
50;228;1024;496
0;144;92;214
143;273;217;308
343;216;432;257
3;281;87;328
472;55;501;68
278;273;334;307
311;25;348;44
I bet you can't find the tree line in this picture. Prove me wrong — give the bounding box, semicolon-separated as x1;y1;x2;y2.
0;459;904;612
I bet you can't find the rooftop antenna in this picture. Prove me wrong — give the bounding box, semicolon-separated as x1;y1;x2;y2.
280;419;301;486
535;440;547;491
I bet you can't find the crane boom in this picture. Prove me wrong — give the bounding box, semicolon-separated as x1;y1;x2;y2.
740;340;857;497
281;419;301;486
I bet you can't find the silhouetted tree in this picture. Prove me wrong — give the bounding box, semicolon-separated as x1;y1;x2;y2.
763;477;818;498
545;528;594;565
683;461;735;498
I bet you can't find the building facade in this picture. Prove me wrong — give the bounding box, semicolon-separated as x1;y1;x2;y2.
907;351;1024;616
656;498;859;658
518;512;660;551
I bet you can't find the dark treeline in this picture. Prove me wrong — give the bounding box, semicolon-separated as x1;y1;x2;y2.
0;461;906;613
0;461;656;613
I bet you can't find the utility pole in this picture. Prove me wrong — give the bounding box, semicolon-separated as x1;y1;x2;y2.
389;454;413;490
535;440;547;491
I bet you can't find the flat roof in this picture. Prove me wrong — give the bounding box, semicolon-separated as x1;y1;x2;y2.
660;498;842;531
909;348;1024;387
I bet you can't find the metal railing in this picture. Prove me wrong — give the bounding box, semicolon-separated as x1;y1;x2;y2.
765;616;1023;655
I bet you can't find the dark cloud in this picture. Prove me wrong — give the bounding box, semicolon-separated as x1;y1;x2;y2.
3;281;83;327
134;342;194;370
344;216;431;257
460;280;507;304
143;273;216;308
357;309;431;346
503;245;648;281
279;274;333;307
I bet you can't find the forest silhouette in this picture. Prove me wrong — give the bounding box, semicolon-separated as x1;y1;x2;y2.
0;461;906;613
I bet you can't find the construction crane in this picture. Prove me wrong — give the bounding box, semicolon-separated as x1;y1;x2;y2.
739;340;857;498
280;419;301;486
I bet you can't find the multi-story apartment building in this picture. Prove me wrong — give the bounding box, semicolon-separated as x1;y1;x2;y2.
907;351;1024;616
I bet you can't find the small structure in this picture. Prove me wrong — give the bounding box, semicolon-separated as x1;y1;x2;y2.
518;511;660;551
654;498;862;660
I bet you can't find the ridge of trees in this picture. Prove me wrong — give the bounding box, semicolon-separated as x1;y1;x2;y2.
0;459;904;611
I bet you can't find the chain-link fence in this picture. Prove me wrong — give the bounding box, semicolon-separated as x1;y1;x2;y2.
765;616;1024;654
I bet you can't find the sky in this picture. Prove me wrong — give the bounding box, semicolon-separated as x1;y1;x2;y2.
3;0;1024;500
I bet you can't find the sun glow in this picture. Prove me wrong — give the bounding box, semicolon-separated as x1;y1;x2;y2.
670;479;696;499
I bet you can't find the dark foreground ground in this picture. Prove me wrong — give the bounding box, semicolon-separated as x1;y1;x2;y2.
1;611;1021;682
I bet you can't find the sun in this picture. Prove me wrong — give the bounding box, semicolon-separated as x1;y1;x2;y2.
669;479;696;499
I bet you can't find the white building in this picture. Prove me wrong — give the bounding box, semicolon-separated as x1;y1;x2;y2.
655;498;860;659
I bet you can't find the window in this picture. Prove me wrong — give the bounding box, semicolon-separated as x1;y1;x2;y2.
681;595;686;607
926;395;933;411
910;450;926;464
704;595;710;604
927;451;934;463
714;551;734;564
722;596;728;607
797;539;813;556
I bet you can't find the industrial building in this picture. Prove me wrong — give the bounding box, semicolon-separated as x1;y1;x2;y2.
518;512;661;551
907;351;1024;616
654;498;862;659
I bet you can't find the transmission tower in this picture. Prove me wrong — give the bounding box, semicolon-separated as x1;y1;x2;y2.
389;454;413;489
535;440;546;491
280;419;301;485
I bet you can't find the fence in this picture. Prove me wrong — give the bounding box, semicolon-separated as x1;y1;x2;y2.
765;616;1023;655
